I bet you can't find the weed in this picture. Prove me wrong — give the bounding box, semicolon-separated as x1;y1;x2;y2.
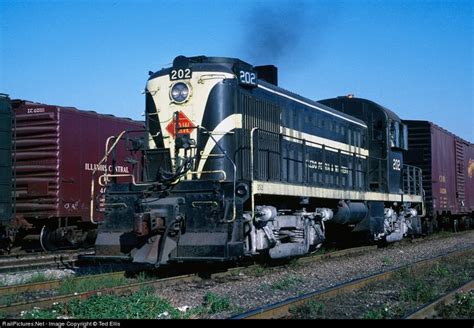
202;292;231;314
181;292;234;318
271;275;304;291
26;273;51;284
290;300;325;319
363;305;391;319
460;271;471;284
20;303;65;319
400;280;436;305
68;287;181;319
57;275;128;295
0;293;20;307
438;292;474;318
382;256;392;266
248;265;267;277
136;272;148;283
288;258;301;269
395;268;412;280
433;264;449;278
17;287;185;319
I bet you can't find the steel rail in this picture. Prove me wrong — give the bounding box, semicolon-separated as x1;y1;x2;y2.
230;246;473;319
404;279;474;319
0;270;127;296
0;251;93;274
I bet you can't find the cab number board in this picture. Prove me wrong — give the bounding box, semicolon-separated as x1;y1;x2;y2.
170;68;192;80
238;70;257;87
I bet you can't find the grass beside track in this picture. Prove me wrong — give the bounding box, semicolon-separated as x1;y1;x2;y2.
4;288;239;319
289;249;474;319
434;291;474;319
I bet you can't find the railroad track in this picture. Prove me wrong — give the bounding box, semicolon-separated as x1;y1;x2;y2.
1;232;469;319
404;279;474;319
0;245;376;318
230;246;473;319
0;270;128;296
0;250;94;273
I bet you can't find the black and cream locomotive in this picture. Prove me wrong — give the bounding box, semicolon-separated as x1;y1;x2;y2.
95;55;424;265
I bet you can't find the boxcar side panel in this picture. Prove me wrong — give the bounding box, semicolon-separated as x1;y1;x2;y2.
13;103;61;219
58;108;81;218
430;124;457;215
58;108;144;223
13;101;144;224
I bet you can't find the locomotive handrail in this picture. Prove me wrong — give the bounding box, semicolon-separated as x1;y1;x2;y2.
197;125;237;223
250;127;426;198
89;130;127;224
250;128;425;209
250;127;259;220
97;174;154;187
198;74;229;84
255;128;367;158
89;130;155;225
402;164;423;196
186;170;227;182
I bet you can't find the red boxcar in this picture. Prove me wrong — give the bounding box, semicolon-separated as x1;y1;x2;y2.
9;100;144;250
404;120;474;228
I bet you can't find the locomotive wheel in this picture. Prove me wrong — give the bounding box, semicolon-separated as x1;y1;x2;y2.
40;226;59;252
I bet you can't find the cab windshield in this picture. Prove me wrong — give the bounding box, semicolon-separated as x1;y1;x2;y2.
389;121;408;150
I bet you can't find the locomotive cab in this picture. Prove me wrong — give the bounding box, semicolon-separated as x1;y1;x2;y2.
318;97;409;194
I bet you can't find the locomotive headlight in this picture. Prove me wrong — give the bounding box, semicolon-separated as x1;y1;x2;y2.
170;82;191;104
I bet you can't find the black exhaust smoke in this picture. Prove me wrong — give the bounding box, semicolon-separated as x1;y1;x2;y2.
239;1;340;82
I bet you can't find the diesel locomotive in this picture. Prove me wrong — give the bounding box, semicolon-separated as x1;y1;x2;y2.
95;55;424;265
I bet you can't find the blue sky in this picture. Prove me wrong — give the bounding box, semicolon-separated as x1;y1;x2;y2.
1;0;472;141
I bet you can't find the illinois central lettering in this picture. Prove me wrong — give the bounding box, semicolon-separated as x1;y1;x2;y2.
84;163;129;173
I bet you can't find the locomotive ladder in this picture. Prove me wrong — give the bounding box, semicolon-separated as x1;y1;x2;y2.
454;138;465;209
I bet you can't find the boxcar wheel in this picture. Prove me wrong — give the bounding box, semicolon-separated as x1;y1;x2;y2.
40;226;58;252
